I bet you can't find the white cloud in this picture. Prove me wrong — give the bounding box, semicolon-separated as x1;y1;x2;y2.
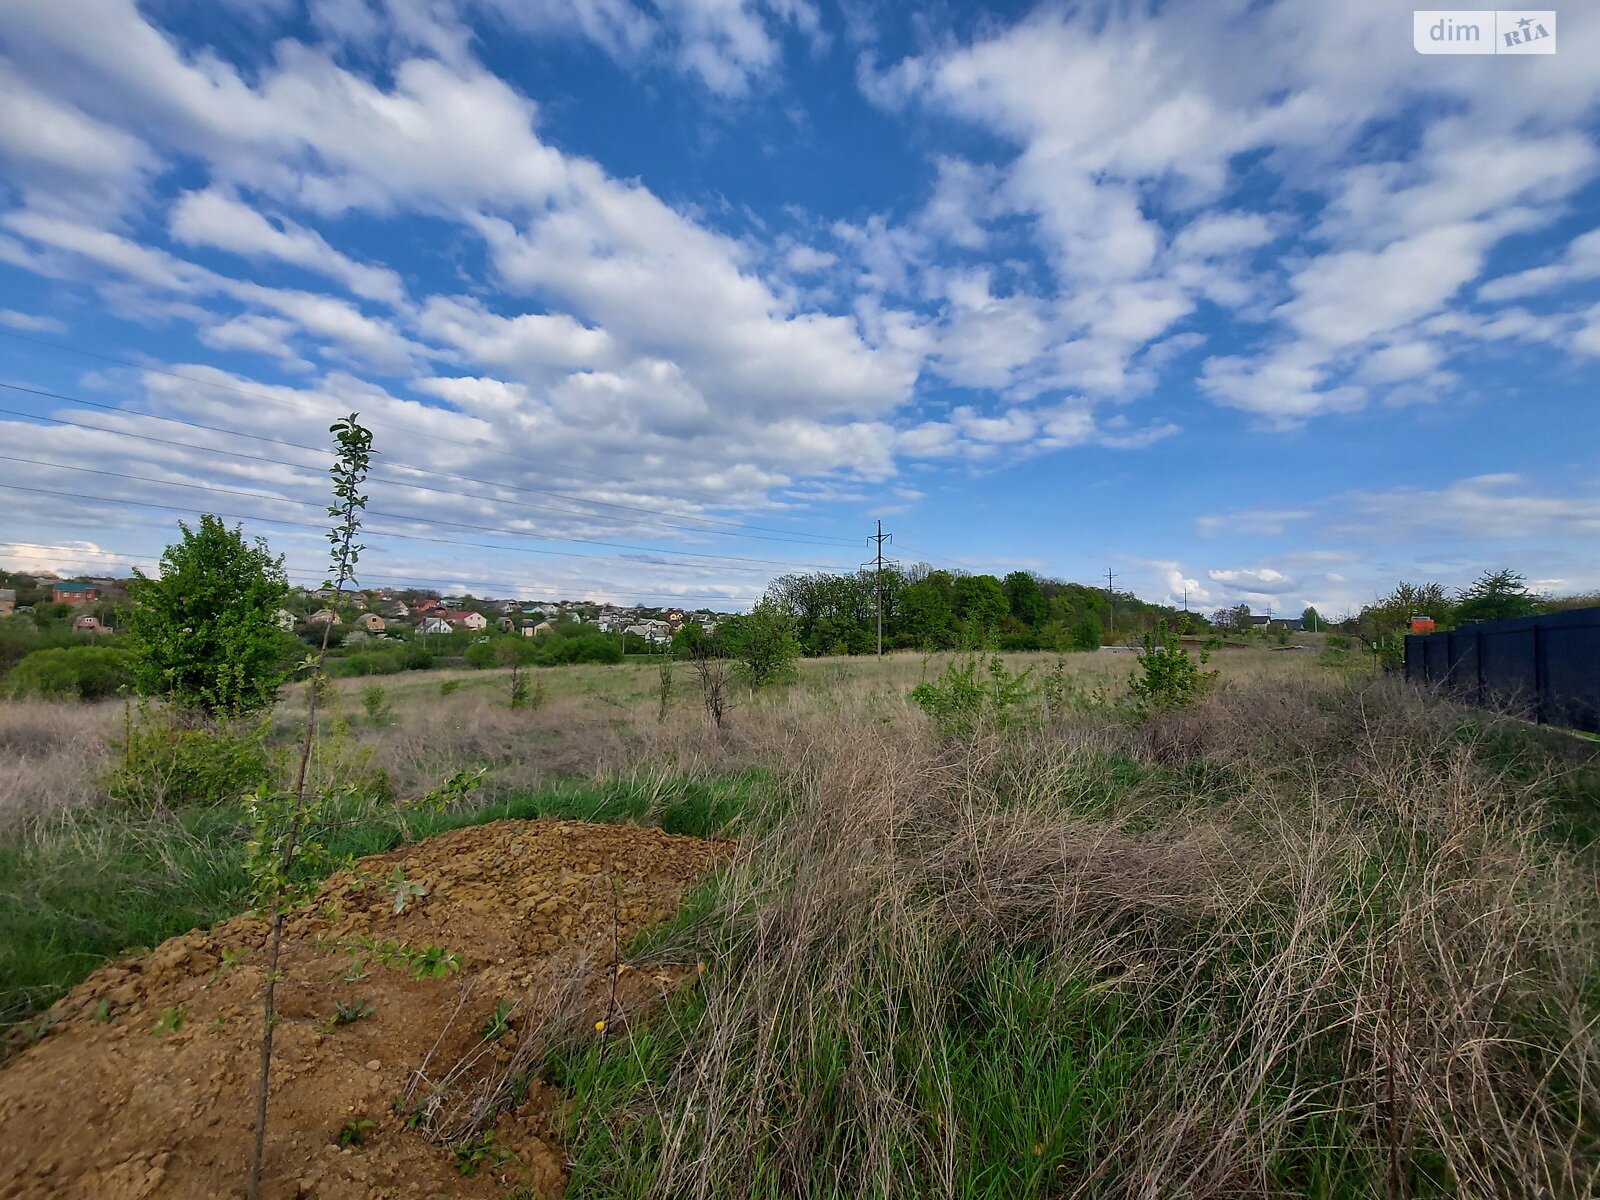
1480;229;1600;301
0;61;151;215
872;0;1600;423
1359;341;1444;385
1196;508;1314;538
198;313;309;369
1199;350;1365;425
170;188;404;303
0;309;67;333
1277;223;1500;351
1339;474;1600;541
1208;566;1293;591
466;0;814;95
784;243;837;274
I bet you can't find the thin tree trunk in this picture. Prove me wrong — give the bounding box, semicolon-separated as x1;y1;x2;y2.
247;546;349;1199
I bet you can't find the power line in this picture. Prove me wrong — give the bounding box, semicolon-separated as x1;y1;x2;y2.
892;543;981;572
0;328;863;530
1106;566;1118;635
0;381;859;549
0;454;848;572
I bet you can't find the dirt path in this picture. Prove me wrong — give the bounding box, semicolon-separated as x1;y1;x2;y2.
0;819;723;1199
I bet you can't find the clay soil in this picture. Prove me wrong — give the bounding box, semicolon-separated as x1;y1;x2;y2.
0;819;724;1199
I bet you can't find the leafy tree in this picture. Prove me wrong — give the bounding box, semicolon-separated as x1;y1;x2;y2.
671;620;710;658
910;654;1036;738
724;603;800;688
1356;581;1454;650
1300;605;1323;632
899;573;957;649
127;516;290;718
1455;568;1541;624
1213;603;1252;632
248;416;373;1199
1003;571;1049;627
1071;615;1103;651
953;574;1008;645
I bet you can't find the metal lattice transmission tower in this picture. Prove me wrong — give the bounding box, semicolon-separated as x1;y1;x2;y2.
865;520;896;656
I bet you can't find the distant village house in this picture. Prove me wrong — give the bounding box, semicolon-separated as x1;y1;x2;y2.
443;610;488;631
353;613;387;633
52;582;99;605
0;589;14;618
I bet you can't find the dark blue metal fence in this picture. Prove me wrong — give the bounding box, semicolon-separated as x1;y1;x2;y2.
1404;606;1600;733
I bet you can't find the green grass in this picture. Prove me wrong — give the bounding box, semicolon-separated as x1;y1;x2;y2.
0;772;761;1034
546;952;1407;1200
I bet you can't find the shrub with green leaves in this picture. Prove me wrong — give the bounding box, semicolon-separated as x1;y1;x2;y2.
1128;620;1217;714
361;685;395;726
126;515;291;719
910;654;1035;737
6;645;134;702
107;714;272;812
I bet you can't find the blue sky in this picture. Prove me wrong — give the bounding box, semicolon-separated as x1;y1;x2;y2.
0;0;1596;617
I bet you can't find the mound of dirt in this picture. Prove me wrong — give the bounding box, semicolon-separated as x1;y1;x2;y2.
0;819;723;1199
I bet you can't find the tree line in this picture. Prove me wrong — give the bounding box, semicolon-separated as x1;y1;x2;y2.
1348;568;1598;666
758;565;1202;656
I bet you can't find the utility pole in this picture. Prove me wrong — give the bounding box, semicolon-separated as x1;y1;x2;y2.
867;520;893;655
1105;567;1118;636
1181;584;1189;613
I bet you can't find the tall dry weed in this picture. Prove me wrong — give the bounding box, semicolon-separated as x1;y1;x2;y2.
581;675;1600;1198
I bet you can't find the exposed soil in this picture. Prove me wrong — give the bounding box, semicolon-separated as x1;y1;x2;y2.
0;819;724;1199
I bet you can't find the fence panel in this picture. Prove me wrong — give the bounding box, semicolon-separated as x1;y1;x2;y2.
1543;619;1600;732
1405;607;1600;733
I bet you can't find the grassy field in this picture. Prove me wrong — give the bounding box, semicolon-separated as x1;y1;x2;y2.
4;644;1599;1196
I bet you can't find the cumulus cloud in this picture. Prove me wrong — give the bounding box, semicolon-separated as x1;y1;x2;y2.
170;188;404;304
1;0;1597;605
868;0;1600;422
0;309;68;333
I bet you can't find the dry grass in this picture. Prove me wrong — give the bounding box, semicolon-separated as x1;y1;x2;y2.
0;646;1331;830
4;646;1598;1195
0;700;116;826
555;671;1600;1199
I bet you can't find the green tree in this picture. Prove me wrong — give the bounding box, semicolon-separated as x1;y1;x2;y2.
725;603;800;688
1071;615;1103;651
248;415;374;1199
1455;568;1541;624
1300;605;1322;632
953;574;1008;646
127;515;290;718
1003;571;1049;628
1214;603;1251;633
899;573;957;649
